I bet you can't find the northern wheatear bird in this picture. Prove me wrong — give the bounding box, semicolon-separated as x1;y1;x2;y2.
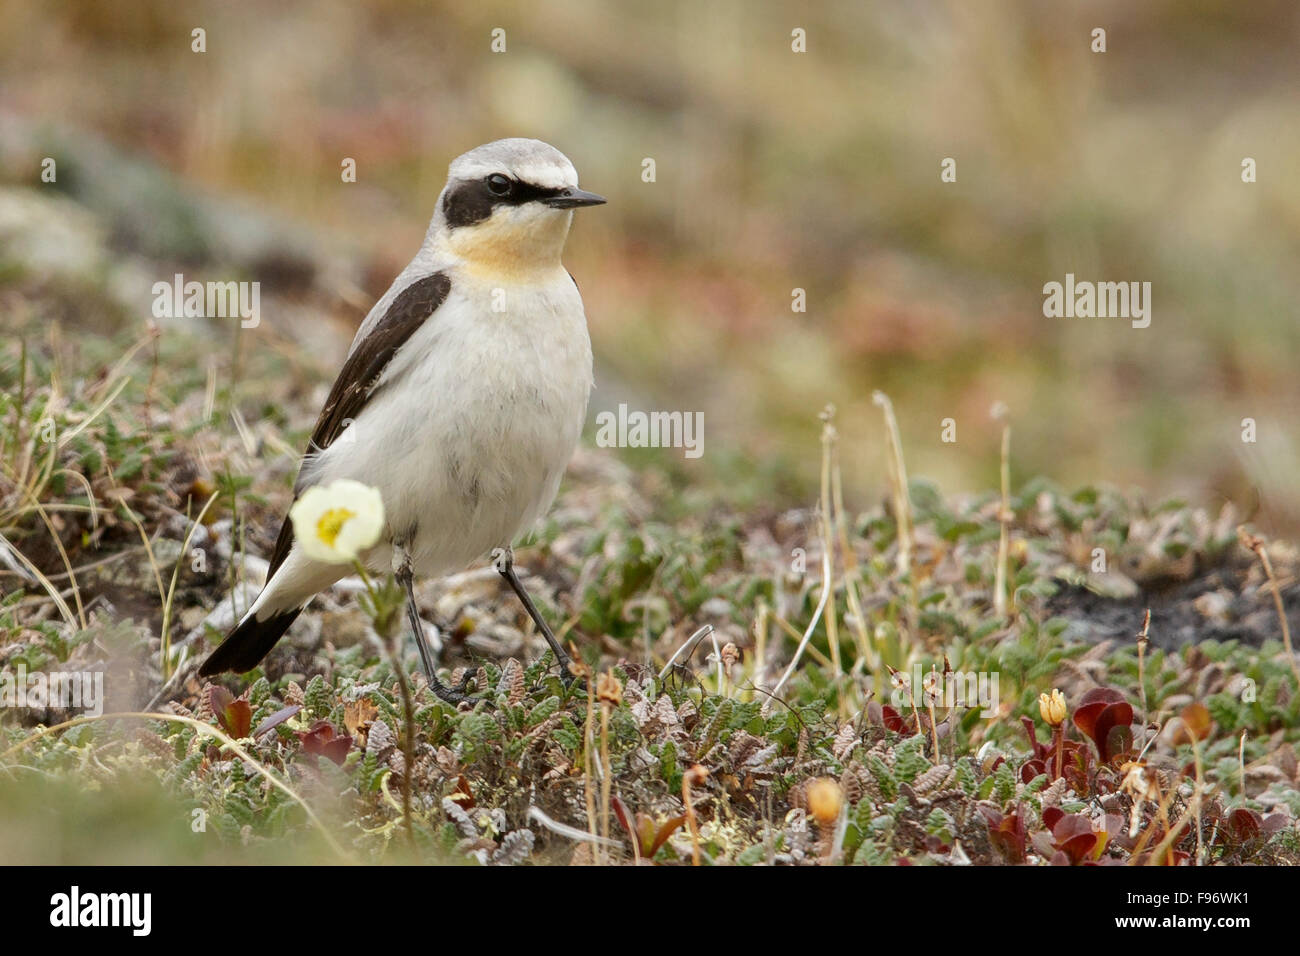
199;138;605;702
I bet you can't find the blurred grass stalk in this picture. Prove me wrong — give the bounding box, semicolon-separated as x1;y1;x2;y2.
992;402;1012;621
872;391;913;578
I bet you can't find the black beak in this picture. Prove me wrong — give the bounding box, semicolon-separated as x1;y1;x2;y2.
544;187;607;209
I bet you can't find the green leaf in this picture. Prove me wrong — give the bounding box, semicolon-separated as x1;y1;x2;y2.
736;844;766;866
527;695;560;727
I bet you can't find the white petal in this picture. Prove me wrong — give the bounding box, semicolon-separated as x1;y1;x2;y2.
288;480;385;565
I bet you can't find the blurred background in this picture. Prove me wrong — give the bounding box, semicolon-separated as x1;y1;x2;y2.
2;0;1298;531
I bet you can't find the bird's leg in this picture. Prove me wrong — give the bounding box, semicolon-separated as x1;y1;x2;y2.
494;546;573;677
394;546;481;705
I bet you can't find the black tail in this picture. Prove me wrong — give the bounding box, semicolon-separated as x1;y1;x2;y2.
198;607;302;677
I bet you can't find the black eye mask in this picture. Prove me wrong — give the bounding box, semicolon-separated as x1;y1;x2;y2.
442;177;566;228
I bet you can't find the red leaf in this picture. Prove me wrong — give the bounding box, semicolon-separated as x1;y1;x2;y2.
1058;833;1099;864
1050;812;1101;864
979;804;1027;864
1228;808;1262;843
1020;716;1052;761
224;699;253;739
295;720;353;765
209;686;252;738
452;774;475;810
611;794;637;848
1020;758;1047;784
1072;687;1125;740
1098;709;1135;764
1051;813;1094;841
881;705;912;734
1072;688;1133;763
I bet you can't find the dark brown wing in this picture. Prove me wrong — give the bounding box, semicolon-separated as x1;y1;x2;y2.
263;271;451;577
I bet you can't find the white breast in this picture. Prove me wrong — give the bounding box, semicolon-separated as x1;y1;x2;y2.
305;266;593;577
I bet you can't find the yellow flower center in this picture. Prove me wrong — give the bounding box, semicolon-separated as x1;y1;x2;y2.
315;507;356;548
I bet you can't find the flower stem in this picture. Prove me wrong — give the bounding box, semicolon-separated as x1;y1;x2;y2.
354;559;415;850
1052;724;1064;781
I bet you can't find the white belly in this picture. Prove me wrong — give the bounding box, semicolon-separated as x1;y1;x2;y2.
302;268;592;578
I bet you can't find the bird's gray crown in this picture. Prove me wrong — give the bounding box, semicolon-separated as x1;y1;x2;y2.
448;138;578;190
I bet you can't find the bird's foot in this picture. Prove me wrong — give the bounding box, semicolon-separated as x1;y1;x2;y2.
426;666;491;708
522;652;580;698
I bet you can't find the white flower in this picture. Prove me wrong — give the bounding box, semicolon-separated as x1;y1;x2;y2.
289;479;385;565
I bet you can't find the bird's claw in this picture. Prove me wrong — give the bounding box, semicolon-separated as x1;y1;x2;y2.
427;666;492;708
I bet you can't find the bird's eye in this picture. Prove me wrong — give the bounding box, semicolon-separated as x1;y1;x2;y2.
486;173;512;196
